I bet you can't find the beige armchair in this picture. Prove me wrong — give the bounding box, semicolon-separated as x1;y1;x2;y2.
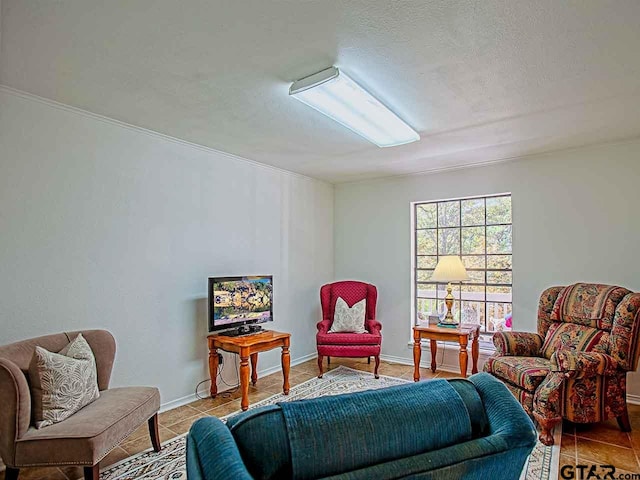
0;330;161;480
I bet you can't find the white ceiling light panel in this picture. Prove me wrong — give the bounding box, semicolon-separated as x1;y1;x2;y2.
289;67;420;148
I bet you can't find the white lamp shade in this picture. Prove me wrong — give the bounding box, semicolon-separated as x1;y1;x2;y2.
430;256;469;282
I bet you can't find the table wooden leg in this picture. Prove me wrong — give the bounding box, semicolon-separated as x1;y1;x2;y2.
239;349;250;411
250;353;258;386
413;329;421;382
459;334;469;377
208;347;219;397
471;333;479;374
282;341;290;395
430;339;438;373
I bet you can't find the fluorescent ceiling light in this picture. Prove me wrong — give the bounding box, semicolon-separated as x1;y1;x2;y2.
289;67;420;148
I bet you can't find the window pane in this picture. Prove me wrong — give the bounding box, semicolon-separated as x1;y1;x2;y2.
487;302;512;332
416;283;438;298
438;201;460;227
436;298;448;317
487;254;512;270
465;271;485;284
460;284;485;301
461;198;485;226
461;301;485;327
416;203;437;229
487;286;512;302
438;228;460;255
453;300;462;322
462;255;485;269
416;269;434;282
417;229;437;255
486;225;512;254
416;298;438;324
417;255;438;269
414;194;511;335
461;227;485;255
487;271;512;285
486;196;512;225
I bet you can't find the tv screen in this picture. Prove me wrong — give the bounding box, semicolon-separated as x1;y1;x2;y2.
208;275;273;333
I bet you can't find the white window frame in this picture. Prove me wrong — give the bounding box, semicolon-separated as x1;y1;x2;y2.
411;193;513;344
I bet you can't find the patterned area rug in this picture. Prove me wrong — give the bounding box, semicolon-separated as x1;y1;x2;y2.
101;366;560;479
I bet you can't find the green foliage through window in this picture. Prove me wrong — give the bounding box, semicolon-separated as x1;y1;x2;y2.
414;194;512;333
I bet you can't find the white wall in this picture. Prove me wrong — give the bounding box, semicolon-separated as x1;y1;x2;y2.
334;140;640;396
3;82;640;405
0;87;334;406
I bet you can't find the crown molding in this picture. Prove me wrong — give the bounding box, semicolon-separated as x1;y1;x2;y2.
336;136;640;186
0;84;332;186
5;83;638;188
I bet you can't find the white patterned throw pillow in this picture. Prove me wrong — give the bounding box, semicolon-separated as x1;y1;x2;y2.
329;297;367;333
29;333;100;428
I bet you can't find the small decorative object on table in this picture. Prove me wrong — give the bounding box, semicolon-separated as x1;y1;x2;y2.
430;256;469;327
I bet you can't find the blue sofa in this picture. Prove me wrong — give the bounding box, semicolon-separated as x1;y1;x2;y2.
187;373;536;480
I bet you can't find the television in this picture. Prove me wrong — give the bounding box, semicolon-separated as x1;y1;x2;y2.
208;275;273;335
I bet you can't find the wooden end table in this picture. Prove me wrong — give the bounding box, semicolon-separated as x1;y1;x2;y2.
207;330;291;411
413;324;480;380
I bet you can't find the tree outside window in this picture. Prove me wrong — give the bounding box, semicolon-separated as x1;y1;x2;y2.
414;194;512;333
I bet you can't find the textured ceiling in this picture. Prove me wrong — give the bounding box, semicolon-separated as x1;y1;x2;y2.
2;0;640;183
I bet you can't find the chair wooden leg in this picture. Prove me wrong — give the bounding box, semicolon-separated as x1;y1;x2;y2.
84;464;99;480
374;355;380;379
5;467;19;480
327;356;330;365
148;413;162;452
317;355;324;378
533;412;560;446
617;406;631;432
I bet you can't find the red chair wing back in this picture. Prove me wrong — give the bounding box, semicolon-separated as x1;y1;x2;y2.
321;281;377;322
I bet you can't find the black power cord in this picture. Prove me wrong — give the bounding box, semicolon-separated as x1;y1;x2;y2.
194;353;241;400
194;379;211;400
218;354;241;394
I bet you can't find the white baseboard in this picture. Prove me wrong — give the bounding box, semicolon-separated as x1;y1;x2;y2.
160;393;199;413
260;351;317;377
160;350;640;410
159;352;318;412
379;354;429;369
380;352;489;375
388;342;494;375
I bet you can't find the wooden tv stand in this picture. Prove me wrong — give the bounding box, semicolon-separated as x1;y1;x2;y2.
207;330;291;411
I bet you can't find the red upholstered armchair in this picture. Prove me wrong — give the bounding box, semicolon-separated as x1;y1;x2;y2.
317;281;382;378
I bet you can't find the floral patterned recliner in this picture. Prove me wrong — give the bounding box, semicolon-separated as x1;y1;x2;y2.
484;283;640;445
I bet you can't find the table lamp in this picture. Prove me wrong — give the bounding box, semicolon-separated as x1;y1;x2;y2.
430;256;469;327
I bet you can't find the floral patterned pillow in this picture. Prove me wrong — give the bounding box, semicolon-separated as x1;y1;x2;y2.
329;297;367;333
29;333;100;428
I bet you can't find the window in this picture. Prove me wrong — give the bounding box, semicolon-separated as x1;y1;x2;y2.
413;194;512;334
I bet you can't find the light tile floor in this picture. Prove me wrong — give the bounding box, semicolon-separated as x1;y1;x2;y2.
2;358;639;479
